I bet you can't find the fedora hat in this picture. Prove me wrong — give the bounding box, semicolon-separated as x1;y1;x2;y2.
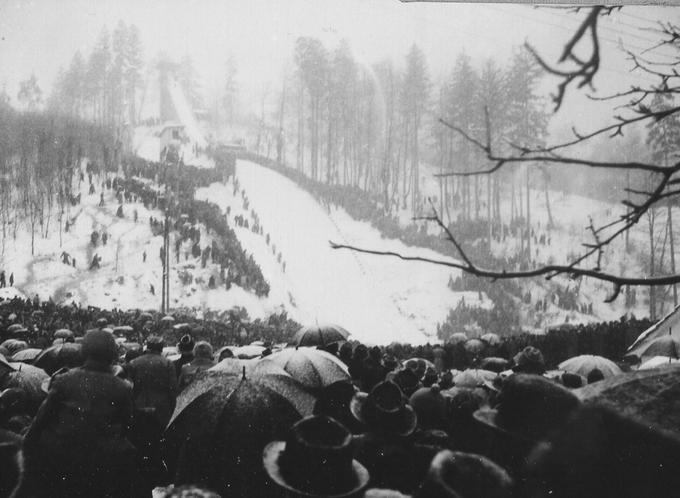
82;329;118;363
263;415;369;498
512;347;546;375
350;381;417;437
473;374;580;442
414;450;514;498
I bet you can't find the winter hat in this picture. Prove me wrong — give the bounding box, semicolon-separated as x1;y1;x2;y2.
409;386;448;431
82;329;118;364
193;341;213;360
392;368;421;397
177;334;195;353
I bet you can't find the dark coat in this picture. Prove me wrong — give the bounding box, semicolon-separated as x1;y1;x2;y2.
126;351;178;427
21;362;139;498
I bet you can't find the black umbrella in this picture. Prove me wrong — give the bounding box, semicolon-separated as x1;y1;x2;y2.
3;362;48;413
33;342;84;375
293;323;350;347
165;369;305;497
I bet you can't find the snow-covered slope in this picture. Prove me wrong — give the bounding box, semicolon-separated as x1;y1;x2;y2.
197;160;486;345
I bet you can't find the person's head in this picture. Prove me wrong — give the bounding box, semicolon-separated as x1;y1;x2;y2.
415;450;514;498
177;334;195;355
193;341;213;360
353;344;368;361
369;346;382;362
587;368;605;384
409;386;448;431
313;380;361;433
422;366;439;387
146;335;164;353
263;415;370;497
350;380;417;438
392;368;421;398
512;347;546;375
82;329;118;364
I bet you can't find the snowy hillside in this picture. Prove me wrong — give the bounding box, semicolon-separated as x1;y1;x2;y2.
196;159;491;344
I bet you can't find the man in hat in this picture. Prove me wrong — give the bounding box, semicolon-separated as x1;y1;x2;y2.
20;329;140;498
178;341;215;390
472;374;580;476
350;381;441;494
125;335;177;427
414;450;514;498
173;334;195;378
263;415;370;498
512;346;546;375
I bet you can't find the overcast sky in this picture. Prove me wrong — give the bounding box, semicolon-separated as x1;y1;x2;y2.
1;0;678;134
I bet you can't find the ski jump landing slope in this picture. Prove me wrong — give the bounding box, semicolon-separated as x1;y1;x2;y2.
201;160;487;345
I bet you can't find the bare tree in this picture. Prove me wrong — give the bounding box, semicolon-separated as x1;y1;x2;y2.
331;7;680;302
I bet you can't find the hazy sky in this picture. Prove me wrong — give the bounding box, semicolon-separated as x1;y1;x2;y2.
1;0;678;134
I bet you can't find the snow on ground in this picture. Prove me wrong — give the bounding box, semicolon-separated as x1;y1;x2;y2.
197;159;485;345
167;78;206;148
0;160;278;319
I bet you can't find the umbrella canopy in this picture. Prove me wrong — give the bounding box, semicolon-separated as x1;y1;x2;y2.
264;347;350;391
480;333;501;346
165;370;305;496
112;325;134;334
53;328;74;339
160;315;175;323
630;336;680;361
293;323;350;347
230;345;266;359
558;355;622;379
11;348;42;363
33;342;84;375
96;318;108;327
6;323;25;334
139;312;154;322
448;332;468;345
4;362;48;412
638;356;680;370
453;369;497;388
576;364;680;438
0;339;28;356
464;339;486;355
172;323;191;331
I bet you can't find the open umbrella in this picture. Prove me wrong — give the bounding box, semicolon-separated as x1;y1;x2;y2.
139;312;154;322
464;339;486;355
293;323;350;347
576;364;680;438
165;369;306;496
448;332;468;345
558;354;622;379
4;362;48;412
33;342;84;375
480;333;501;346
53;329;74;339
112;325;134;334
172;323;191;332
230;345;265;359
264;347;350;391
453;369;497;388
631;336;680;361
0;339;28;356
11;348;42;363
96;318;108;327
6;324;25;334
638;356;680;370
161;315;175;324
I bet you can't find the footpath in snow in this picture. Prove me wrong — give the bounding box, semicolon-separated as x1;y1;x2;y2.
197;160;488;345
